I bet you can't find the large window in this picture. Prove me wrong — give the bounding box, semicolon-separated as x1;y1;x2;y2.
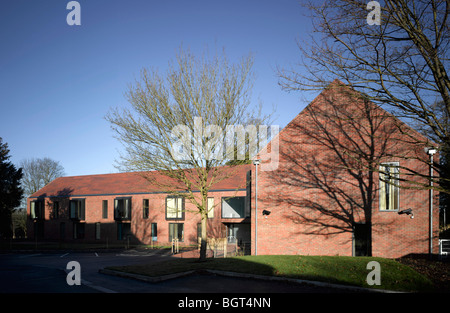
379;162;399;211
166;196;184;220
222;197;246;218
114;197;132;221
117;222;131;240
73;222;85;239
169;223;184;242
30;200;44;220
69;199;85;220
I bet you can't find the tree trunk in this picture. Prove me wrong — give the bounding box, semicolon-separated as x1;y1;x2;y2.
199;210;208;261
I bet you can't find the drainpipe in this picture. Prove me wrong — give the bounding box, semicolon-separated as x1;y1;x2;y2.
425;147;437;259
253;159;261;256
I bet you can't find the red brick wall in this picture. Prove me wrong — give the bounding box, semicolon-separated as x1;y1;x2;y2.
251;81;439;258
27;189;247;246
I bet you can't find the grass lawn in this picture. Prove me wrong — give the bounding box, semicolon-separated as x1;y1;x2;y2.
106;255;434;292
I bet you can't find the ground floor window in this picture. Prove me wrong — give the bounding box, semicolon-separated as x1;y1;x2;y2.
169;223;184;242
73;222;85;239
151;223;157;241
95;222;101;240
117;222;131;240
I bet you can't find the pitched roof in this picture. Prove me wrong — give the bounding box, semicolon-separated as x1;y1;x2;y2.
29;164;251;199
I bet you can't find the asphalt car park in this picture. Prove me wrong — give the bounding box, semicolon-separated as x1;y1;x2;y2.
0;250;349;294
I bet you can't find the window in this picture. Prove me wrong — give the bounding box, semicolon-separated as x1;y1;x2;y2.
222;197;246;218
117;222;131;240
143;199;149;219
169;223;184;242
52;201;59;219
379;162;399;211
102;200;108;219
166;197;184;220
151;223;157;241
69;199;85;220
73;222;85;239
30;200;44;220
207;197;214;218
95;222;101;240
114;197;132;221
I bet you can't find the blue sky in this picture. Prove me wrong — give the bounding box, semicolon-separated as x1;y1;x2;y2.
0;0;316;177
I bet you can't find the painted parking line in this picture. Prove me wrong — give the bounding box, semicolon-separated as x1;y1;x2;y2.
60;253;69;258
18;253;42;258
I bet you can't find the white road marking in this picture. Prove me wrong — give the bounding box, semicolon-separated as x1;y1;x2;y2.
60;253;69;258
19;253;42;258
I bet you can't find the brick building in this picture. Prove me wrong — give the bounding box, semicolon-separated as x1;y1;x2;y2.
27;166;252;251
27;80;439;258
251;79;439;258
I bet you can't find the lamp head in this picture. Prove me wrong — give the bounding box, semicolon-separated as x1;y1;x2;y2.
253;159;261;165
425;147;437;156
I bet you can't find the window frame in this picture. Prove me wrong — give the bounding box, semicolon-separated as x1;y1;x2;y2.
379;162;400;212
168;223;184;242
221;196;247;218
69;198;86;221
165;196;185;220
207;197;214;219
143;199;149;219
30;200;45;220
102;200;108;219
114;197;132;221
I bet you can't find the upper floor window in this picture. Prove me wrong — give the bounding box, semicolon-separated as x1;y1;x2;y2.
30;200;44;220
143;199;149;219
102;200;108;219
222;196;247;218
114;197;132;221
69;198;85;220
166;196;184;220
207;197;214;219
379;162;399;211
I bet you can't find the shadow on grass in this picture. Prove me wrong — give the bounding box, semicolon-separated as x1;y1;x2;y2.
105;255;435;292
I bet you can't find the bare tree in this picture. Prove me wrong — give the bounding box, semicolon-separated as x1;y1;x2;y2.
278;0;449;191
106;47;272;260
20;157;65;197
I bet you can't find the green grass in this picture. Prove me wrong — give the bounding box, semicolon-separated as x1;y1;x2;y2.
107;255;434;292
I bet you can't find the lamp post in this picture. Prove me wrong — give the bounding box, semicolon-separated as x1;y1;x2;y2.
425;147;437;259
253;159;261;256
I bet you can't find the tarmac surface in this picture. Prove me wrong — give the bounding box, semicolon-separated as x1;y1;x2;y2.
0;248;377;295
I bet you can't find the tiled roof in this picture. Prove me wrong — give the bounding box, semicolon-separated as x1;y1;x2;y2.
29;164;251;198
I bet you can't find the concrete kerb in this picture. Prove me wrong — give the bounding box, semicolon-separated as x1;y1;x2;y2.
98;267;402;293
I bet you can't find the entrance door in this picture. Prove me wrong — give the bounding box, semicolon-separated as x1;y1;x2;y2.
353;223;370;256
226;223;250;254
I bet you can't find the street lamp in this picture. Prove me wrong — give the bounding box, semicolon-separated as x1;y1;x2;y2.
425;147;437;258
253;159;261;256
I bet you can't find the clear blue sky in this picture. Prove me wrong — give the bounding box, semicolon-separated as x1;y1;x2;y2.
0;0;316;177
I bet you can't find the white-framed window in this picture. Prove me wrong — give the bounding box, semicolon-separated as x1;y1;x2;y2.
207;197;214;219
166;196;184;220
379;162;400;211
